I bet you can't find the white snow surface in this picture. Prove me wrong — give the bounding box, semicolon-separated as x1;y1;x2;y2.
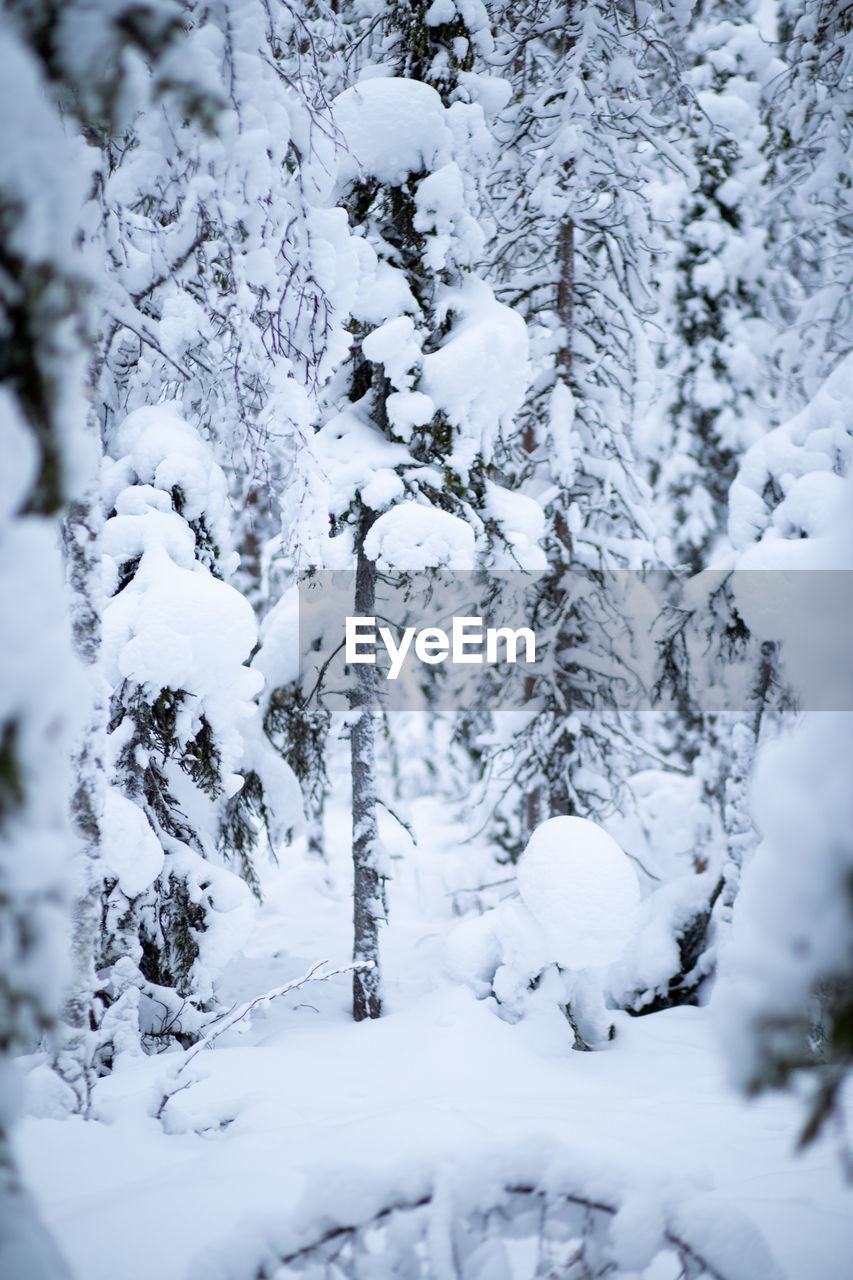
15;775;853;1280
517;816;640;970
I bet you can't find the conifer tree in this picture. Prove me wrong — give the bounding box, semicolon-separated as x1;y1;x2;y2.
87;1;358;905
477;0;690;846
654;10;782;572
95;405;275;1052
315;0;529;1017
766;0;853;395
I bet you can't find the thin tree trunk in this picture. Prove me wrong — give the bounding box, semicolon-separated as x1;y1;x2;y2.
525;218;576;840
55;485;106;1113
557;217;574;383
351;512;383;1020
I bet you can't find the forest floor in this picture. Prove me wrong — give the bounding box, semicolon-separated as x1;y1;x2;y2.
14;782;853;1280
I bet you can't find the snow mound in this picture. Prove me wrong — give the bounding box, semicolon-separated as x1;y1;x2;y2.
517;817;640;970
100;790;164;899
485;481;547;569
332;78;453;189
364;503;475;570
421;278;529;466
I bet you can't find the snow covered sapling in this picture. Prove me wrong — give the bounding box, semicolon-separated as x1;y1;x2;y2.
97;406;269;1050
445;816;639;1049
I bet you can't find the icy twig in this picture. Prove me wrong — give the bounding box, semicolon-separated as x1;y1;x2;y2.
179;959;374;1073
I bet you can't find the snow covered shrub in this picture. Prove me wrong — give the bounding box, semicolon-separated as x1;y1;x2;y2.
601;768;724;1015
716;365;853;1149
190;1135;780;1280
445;816;639;1048
98;405;274;1050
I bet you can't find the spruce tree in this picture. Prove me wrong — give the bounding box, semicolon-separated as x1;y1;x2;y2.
315;0;529;1017
478;0;690;846
654;9;782;572
96;405;267;1052
766;1;853;395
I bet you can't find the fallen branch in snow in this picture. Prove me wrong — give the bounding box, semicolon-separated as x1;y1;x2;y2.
154;961;376;1130
155;959;373;1127
178;959;374;1072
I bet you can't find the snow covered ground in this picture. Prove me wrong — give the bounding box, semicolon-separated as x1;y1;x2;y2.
15;782;853;1280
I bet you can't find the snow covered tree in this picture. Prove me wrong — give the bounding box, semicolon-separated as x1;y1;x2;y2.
92;0;353;521
765;0;853;396
83;2;360;909
717;357;853;1151
652;11;783;572
473;0;690;845
95;404;281;1053
312;0;530;1017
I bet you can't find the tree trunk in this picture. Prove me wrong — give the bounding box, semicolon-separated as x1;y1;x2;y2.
557;217;574;383
350;513;383;1020
55;482;106;1112
525;217;576;839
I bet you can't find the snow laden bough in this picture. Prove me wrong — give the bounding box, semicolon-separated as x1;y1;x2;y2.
97;406;292;1054
309;75;533;568
445;817;640;1049
189;1136;781;1280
